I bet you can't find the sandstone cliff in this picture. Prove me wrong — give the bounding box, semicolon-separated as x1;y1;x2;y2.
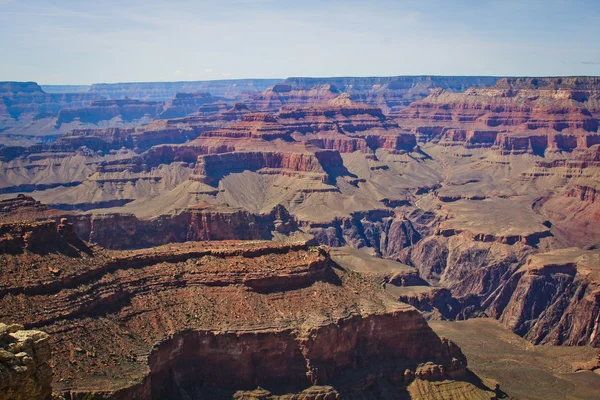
0;235;488;399
395;77;600;153
0;323;52;400
158;92;218;119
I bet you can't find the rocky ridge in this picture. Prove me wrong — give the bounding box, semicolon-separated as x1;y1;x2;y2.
0;219;491;399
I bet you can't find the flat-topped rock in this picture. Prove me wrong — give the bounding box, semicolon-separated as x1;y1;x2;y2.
438;198;552;245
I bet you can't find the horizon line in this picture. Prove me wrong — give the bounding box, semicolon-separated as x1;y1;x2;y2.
20;74;600;87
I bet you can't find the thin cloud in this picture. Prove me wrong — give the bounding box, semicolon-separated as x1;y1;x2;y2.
581;61;600;65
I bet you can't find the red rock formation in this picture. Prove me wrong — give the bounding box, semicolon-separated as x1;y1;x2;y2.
134;312;466;400
270;76;500;114
66;204;296;249
540;183;600;247
0;236;478;398
396;77;600;152
487;249;600;347
158;92;217;119
278;94;417;152
197;112;293;140
241;83;341;111
192;151;334;185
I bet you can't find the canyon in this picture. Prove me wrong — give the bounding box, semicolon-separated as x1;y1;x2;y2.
1;75;600;399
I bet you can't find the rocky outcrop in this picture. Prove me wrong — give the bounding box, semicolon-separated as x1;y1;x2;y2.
0;82;101;122
198;112;293;140
278;94;418;153
0;323;52;400
125;311;467;400
493;132;600;155
0;82;104;146
88;79;281;101
241;83;341;111
1;103;252;161
565;184;600;203
191;150;340;185
55;99;165;126
540;184;600;247
70;204;297;249
53;127;136;152
0;220;64;254
275;76;500;113
305;210;421;258
0;196;298;250
396;77;600;152
487;249;600;347
158;92;218;119
0;236;484;398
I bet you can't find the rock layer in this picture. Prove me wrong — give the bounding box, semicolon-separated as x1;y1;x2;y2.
0;231;481;399
0;323;52;400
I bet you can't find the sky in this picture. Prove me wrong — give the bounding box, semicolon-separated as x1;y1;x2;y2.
0;0;599;84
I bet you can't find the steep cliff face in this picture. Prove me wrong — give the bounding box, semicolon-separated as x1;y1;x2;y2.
126;312;467;400
242;83;341;111
0;234;486;399
55;99;165;126
277;94;418;153
198;112;293;140
88;79;281;101
72;204;297;249
540;183;600;247
0;103;251;163
305;210;421;259
158;92;218;119
396;77;600;153
0;81;104;146
0;82;100;122
192;151;335;185
489;249;600;347
277;76;500;113
398;226;600;348
0;82;57;122
0;323;52;400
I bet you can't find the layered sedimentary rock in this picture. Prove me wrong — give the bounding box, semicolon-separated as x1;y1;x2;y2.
0;195;296;249
395;77;600;152
0;103;253;164
274;76;500;113
241;83;341;111
0;82;104;146
191;149;346;185
3;75;600;370
0;323;52;400
55;99;165;126
88;79;281;101
0;82;101;122
487;248;600;347
73;204;298;249
198;112;293;140
304;209;421;259
539;183;600;247
278;94;417;153
158;92;218;119
0;216;485;399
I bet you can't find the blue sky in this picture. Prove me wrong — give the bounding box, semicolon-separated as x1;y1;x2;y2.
1;0;599;84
